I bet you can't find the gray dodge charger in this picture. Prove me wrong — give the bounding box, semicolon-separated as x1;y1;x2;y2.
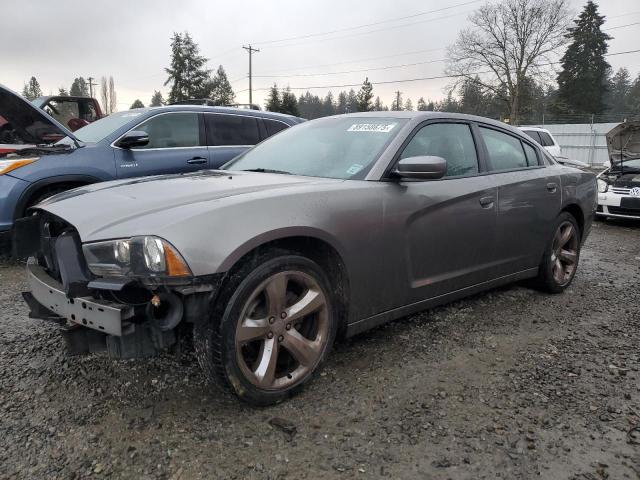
18;112;597;405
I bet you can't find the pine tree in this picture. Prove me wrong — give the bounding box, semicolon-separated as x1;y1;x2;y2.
391;92;403;111
336;91;348;114
404;98;414;111
70;77;89;96
22;76;42;100
280;87;300;116
346;89;358;113
628;74;640;113
459;77;488;115
130;99;145;109
373;97;384;111
265;84;281;112
557;1;611;114
58;88;69;96
356;77;374;112
150;90;164;107
210;65;235;105
164;32;211;103
322;91;336;116
605;68;632;114
417;97;428;111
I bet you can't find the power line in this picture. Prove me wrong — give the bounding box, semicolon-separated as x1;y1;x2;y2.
252;0;481;46
604;22;640;31
247;49;640;92
254;58;446;78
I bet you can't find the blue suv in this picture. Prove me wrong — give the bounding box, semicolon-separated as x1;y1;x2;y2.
0;85;304;251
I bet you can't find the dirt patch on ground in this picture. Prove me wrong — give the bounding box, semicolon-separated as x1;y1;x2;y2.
1;220;639;479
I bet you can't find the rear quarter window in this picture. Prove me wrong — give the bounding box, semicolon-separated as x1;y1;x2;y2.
539;132;555;147
264;119;289;138
206;114;260;146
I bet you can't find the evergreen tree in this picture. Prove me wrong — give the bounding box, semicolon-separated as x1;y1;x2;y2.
322;91;336;116
373;96;386;111
130;99;145;109
210;65;235;105
606;68;632;114
404;98;414;111
391;92;403;111
265;84;281;112
426;100;435;111
336;91;348;114
280;87;300;116
417;97;428;111
346;89;358;113
22;76;42;100
557;1;611;114
58;88;69;96
356;77;374;112
164;32;211;103
628;74;640;113
150;90;164;107
70;77;89;96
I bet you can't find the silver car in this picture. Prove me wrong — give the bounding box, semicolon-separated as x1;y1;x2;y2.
19;112;597;405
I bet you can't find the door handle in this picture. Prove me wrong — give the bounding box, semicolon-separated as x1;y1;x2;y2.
479;196;495;208
546;182;558;193
187;156;207;165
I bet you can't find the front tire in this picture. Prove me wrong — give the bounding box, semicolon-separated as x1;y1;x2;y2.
535;212;581;293
194;251;337;406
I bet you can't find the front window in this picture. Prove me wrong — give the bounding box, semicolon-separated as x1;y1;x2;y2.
71;110;146;143
223;116;407;180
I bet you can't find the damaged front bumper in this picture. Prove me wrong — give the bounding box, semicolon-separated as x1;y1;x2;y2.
25;262;134;336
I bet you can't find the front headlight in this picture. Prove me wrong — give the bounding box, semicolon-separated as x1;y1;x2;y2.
0;158;38;175
597;179;609;193
82;236;192;278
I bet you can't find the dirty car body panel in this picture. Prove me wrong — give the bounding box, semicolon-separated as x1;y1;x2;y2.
20;112;596;400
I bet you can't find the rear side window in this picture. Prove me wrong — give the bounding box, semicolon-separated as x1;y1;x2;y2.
522;130;542;144
480;127;528;171
539;131;555;147
522;142;539;166
206;114;260;146
264;119;289;137
134;112;200;149
400;123;478;177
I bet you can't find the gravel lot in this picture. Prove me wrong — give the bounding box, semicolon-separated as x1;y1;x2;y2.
1;220;639;480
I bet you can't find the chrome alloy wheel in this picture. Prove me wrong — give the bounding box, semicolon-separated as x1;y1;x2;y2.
235;271;329;390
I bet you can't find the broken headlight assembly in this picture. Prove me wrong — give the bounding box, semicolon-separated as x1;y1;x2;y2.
597;179;609;193
82;236;192;278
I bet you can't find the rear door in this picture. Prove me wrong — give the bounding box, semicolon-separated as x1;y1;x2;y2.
114;112;209;178
478;125;561;274
204;113;261;168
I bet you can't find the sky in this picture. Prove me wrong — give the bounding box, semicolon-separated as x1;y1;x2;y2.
1;0;638;111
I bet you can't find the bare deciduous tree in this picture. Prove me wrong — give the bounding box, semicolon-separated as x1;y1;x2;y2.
446;0;570;124
100;76;118;114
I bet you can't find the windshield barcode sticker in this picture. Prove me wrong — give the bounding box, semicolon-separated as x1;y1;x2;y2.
347;123;396;133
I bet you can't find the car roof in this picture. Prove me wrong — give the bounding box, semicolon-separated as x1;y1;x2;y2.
136;105;305;124
519;126;550;133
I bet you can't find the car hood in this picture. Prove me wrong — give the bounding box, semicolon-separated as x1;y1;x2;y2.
606;121;640;165
0;84;79;146
37;170;340;241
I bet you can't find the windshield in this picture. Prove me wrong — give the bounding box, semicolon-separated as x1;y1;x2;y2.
223;116;407;179
612;158;640;170
69;110;146;143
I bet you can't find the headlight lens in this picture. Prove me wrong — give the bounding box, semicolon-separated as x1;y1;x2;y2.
83;236;191;278
597;179;608;193
0;158;38;175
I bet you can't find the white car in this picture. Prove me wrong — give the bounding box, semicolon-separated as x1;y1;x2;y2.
596;121;640;220
520;127;589;169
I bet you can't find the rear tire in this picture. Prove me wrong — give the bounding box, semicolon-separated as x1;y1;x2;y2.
194;250;337;406
535;212;581;293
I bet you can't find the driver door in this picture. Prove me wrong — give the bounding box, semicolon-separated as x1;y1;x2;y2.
114;112;209;178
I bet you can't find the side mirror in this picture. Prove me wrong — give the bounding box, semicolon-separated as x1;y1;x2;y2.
117;130;149;149
393;155;447;180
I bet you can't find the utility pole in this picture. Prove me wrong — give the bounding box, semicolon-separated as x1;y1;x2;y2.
394;91;402;111
242;45;260;105
87;76;97;98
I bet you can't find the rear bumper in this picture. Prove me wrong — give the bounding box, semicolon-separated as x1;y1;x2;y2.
26;262;133;336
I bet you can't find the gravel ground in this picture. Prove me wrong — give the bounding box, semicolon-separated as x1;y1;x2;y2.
1;220;639;480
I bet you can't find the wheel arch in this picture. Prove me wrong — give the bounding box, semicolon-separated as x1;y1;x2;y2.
219;230;351;337
14;175;101;219
561;203;585;239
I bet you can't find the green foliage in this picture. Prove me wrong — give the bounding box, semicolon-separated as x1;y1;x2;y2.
150;90;164;107
164;32;211;103
605;68;632;114
265;84;281;112
356;77;374;112
58;88;69;96
404;98;413;112
280;87;300;116
70;77;89;97
557;1;611;114
130;99;145;109
391;92;403;111
416;97;428;111
22;76;42;100
210;65;235;105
